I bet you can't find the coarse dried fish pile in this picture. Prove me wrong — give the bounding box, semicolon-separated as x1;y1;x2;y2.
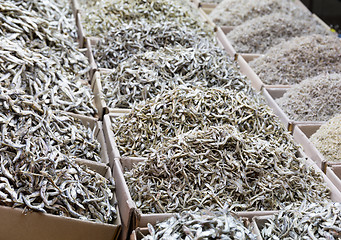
93;20;213;69
0;149;116;223
209;0;295;26
310;114;341;163
0;88;101;162
138;210;256;239
226;12;331;53
249;34;341;85
102;44;251;108
276;73;341;122
125;125;330;213
80;0;208;37
112;86;297;157
260;202;341;239
0;37;96;115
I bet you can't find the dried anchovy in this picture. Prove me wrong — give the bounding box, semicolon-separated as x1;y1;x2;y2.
112;86;297;158
0;0;88;76
209;0;295;26
0;37;96;116
80;0;207;37
0;88;101;162
10;0;78;38
226;12;331;54
139;209;256;239
261;202;341;239
310;114;341;163
0;149;116;223
93;20;214;69
103;45;251;108
125;125;330;213
249;34;341;85
276;73;341;122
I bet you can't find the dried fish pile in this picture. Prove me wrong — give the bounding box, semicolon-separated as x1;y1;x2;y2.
209;0;295;26
0;37;96;115
93;20;213;69
125;125;330;213
249;34;341;85
112;86;297;157
102;45;251;108
276;73;341;122
0;88;101;162
226;12;331;53
80;0;207;37
0;149;116;223
310;114;341;163
261;202;341;239
138;210;256;239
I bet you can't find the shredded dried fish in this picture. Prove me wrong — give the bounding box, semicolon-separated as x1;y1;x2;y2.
112;86;297;158
261;202;341;239
93;20;214;69
226;12;332;53
80;0;208;37
276;73;341;122
209;0;295;26
125;125;330;213
102;44;251;109
0;88;101;162
249;34;341;85
310;114;341;163
139;209;256;239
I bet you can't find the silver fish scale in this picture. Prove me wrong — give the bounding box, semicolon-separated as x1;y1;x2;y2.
125;124;330;213
103;44;251;109
112;86;297;158
93;20;214;69
261;202;341;239
0;88;101;162
139;210;256;239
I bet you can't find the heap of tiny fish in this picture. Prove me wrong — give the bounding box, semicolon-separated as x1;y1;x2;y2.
138;210;256;239
276;73;341;122
249;34;341;85
112;86;296;157
226;12;331;53
0;88;101;162
125;125;330;213
93;20;213;69
209;0;295;26
80;0;207;37
261;202;341;239
310;114;341;163
0;37;96;115
0;149;116;223
102;45;251;108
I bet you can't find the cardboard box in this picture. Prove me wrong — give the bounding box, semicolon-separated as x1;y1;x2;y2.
113;154;341;239
236;54;264;91
221;26;234;34
66;113;110;166
0;162;121;240
326;166;341;193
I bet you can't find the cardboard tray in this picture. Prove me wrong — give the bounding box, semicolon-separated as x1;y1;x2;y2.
0;161;121;240
326;166;341;193
113;153;341;239
292;123;341;171
66;113;110;166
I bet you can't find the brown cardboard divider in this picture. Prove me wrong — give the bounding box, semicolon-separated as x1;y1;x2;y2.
91;71;107;120
85;37;98;81
0;162;121;240
221;26;234;34
215;27;236;56
65;112;110;166
236;54;264;92
261;87;292;131
71;0;80;17
326;166;341;193
75;12;85;48
241;53;263;63
198;7;216;28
